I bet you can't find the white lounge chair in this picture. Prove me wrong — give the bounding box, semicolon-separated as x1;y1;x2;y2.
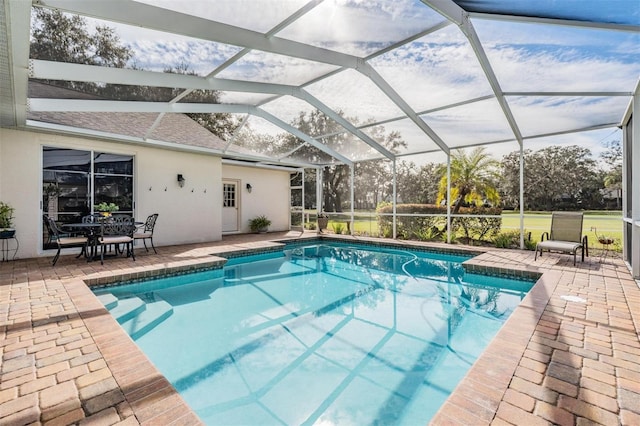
535;212;588;266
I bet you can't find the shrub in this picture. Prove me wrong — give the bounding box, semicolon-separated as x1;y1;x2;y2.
494;230;519;248
376;204;447;240
376;204;502;242
494;229;536;250
332;223;345;234
456;206;503;242
249;215;271;232
0;201;15;229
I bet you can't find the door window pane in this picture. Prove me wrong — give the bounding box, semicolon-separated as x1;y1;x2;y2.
43;147;91;172
43;148;91;224
94;152;134;175
223;183;236;207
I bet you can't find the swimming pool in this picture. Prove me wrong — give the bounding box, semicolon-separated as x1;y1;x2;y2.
94;242;533;425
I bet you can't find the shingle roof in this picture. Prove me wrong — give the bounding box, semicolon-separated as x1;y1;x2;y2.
28;81;230;152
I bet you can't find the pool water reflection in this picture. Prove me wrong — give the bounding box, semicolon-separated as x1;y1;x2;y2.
95;243;533;425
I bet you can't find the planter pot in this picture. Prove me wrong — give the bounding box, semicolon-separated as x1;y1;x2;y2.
0;229;15;238
318;217;329;231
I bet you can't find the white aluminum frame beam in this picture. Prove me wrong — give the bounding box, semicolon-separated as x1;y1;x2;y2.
316;95;496;140
30;60;300;96
171;0;323;101
423;0;527;250
251;109;353;166
298;90;395;159
37;0;361;69
29;98;253;114
358;63;451;155
30;60;392;161
4;0;31;127
358;121;622;163
28;98;353;165
27;118;318;169
504;91;633;97
422;0;524;147
34;1;452;158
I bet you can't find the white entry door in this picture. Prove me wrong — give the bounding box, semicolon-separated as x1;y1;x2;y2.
222;180;239;232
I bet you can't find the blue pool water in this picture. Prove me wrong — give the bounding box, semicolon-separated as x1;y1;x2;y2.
94;242;533;425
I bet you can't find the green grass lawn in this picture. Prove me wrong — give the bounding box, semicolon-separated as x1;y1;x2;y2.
311;211;623;251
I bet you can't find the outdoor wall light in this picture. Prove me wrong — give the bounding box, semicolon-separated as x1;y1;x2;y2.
177;174;185;188
246;183;252;193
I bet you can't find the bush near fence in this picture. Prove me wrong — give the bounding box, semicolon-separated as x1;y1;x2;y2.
376;204;502;242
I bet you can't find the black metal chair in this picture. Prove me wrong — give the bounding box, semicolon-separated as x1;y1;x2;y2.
97;215;136;265
81;213;103;223
133;213;159;254
45;216;88;266
43;214;75;244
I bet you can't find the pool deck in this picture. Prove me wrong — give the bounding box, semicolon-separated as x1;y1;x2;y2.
1;232;638;425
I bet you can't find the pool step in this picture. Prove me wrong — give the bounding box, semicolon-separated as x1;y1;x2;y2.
119;298;173;340
96;293;118;310
109;296;146;324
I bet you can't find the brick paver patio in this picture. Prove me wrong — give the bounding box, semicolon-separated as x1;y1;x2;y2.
1;233;638;425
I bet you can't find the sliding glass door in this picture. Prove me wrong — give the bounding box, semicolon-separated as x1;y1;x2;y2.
42;147;134;249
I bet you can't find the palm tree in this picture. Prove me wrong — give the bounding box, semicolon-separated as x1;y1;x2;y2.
437;147;500;214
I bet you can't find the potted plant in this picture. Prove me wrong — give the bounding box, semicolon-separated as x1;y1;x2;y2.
0;201;15;238
317;212;329;232
249;215;271;233
94;202;119;217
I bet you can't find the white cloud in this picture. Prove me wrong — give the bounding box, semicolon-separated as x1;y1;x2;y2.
278;0;445;56
473;19;640;92
304;68;405;123
369;25;493;111
486;46;640;92
509;96;629;136
75;3;637;167
216;51;339;85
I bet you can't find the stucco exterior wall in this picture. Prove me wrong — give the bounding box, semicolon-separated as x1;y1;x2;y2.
0;127;223;259
221;164;290;233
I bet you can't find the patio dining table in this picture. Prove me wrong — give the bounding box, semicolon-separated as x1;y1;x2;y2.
61;222;101;260
62;220;143;261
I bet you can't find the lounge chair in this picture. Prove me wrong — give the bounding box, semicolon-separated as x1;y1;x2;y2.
535;212;588;266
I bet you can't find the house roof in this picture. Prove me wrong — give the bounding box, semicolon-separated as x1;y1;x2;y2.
1;1;638;167
26;80;270;160
29;109;227;151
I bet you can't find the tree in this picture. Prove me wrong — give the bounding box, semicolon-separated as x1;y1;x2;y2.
258;109;406;212
30;9;239;139
601;140;622;209
437;147;500;214
499;145;602;211
499;149;538;210
395;161;439;204
31;9;132;67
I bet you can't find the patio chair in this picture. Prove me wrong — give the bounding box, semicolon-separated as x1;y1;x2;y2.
45;216;88;266
81;213;104;223
535;212;588;266
133;213;159;254
97;215;136;265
